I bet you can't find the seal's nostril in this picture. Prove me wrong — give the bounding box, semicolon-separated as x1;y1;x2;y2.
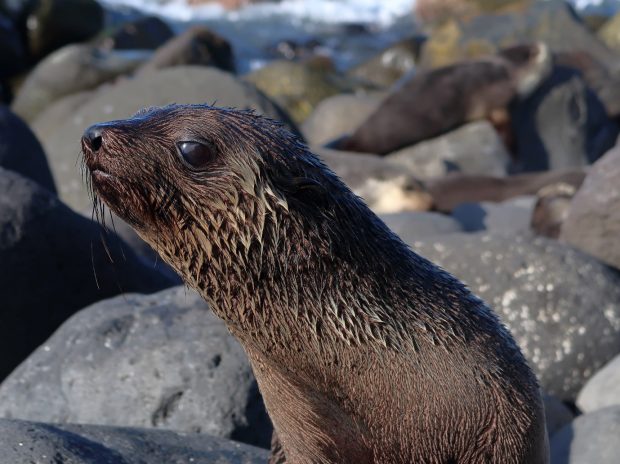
83;125;104;152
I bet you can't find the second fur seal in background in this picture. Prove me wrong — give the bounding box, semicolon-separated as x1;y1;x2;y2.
81;104;549;463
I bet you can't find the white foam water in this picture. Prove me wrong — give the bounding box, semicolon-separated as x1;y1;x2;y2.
101;0;618;25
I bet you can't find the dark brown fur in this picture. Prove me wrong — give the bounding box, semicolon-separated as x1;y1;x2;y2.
337;43;551;155
426;169;587;213
81;104;548;463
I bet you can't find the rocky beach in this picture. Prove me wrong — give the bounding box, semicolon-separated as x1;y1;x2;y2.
2;0;620;462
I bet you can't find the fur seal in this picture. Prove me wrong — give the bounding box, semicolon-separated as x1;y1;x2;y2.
425;168;586;213
336;43;552;155
81;104;548;463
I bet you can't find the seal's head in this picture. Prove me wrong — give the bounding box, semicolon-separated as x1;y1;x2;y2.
81;104;396;334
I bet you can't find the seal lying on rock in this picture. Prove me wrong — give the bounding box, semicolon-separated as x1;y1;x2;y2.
336;43;552;155
81;104;548;463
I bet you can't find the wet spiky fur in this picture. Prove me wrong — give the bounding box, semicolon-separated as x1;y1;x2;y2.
82;104;548;464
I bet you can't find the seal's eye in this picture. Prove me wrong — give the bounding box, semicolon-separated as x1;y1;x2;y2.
176;141;216;169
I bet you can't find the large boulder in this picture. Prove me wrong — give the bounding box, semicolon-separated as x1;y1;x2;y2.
0;105;56;193
12;44;148;122
560;145;620;270
0;168;174;381
0;287;272;448
420;1;619;69
387;121;510;178
31;66;299;215
301;93;382;146
244;60;346;124
598;12;620;54
0;419;269;463
550;406;620;463
577;353;620;414
411;232;620;400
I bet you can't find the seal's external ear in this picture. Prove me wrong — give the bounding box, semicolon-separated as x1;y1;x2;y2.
272;172;331;209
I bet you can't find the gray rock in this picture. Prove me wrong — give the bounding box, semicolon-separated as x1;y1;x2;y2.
452;196;536;233
0;105;56;193
387;121;510;178
550;406;620;463
577;354;620;414
511;68;619;173
302;93;382;146
314;147;433;214
411;232;620;400
561;144;620;270
0;287;271;447
0;419;268;464
0;169;175;381
33;66;298;214
544;393;574;438
379;211;462;242
12;44;148;122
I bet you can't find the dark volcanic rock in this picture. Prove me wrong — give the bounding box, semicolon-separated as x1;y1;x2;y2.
26;0;104;60
0;13;26;79
451;196;536;233
33;66;299;214
561;145;620;270
0;287;272;448
510;67;619;173
411;232;620;400
104;16;174;50
12;44;147;122
543;394;574;438
0;105;56;192
550;406;620;463
0;169;175;381
0;419;269;463
138;25;236;74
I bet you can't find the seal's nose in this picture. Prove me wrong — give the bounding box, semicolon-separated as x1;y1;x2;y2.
82;125;104;152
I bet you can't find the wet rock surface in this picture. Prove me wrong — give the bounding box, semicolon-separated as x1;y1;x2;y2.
0;105;56;193
0;287;272;448
0;168;175;381
411;232;620;400
561;145;620;270
0;419;269;464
